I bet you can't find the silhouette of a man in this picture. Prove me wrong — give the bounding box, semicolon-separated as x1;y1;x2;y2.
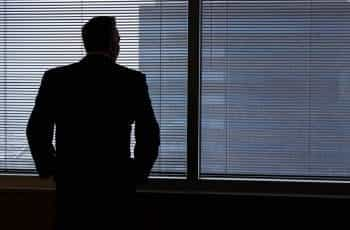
26;16;160;229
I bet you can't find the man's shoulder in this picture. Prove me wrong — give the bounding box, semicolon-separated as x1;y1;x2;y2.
45;63;80;76
113;64;145;80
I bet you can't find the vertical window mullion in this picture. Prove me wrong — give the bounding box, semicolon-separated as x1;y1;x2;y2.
187;0;201;182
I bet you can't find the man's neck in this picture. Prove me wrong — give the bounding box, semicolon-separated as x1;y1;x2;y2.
87;51;115;62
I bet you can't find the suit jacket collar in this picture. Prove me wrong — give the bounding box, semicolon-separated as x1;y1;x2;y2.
81;53;115;64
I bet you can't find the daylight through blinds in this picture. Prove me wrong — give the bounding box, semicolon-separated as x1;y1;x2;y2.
0;0;188;176
201;0;350;179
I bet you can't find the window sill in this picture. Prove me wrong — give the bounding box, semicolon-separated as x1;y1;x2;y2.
0;175;55;191
1;175;349;199
137;178;350;199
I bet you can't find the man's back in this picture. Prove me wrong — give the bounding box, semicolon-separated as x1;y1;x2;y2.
27;54;160;229
53;55;139;179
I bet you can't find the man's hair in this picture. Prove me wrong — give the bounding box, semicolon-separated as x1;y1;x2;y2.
82;16;117;52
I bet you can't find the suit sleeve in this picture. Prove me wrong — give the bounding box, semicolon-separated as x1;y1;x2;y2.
26;71;56;178
134;74;160;184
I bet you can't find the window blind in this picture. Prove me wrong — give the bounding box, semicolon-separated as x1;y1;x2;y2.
201;0;350;179
0;0;188;176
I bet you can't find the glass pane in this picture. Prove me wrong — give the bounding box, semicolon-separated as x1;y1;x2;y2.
1;0;188;176
201;0;350;179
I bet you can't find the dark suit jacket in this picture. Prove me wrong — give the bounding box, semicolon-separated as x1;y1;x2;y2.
26;54;160;228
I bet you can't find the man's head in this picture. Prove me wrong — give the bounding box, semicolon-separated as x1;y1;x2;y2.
82;16;120;62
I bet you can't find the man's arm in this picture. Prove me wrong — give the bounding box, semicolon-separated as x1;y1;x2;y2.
26;71;56;178
134;74;160;184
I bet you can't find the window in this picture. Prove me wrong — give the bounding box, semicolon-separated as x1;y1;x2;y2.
1;0;350;191
0;0;188;176
201;0;350;179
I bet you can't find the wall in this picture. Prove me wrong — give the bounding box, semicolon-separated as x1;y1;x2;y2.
0;189;56;230
0;189;347;230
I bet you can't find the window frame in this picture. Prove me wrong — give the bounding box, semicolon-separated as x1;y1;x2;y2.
1;0;350;198
141;0;350;198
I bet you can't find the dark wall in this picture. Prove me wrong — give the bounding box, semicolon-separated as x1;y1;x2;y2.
137;192;348;229
0;189;347;230
0;189;56;230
